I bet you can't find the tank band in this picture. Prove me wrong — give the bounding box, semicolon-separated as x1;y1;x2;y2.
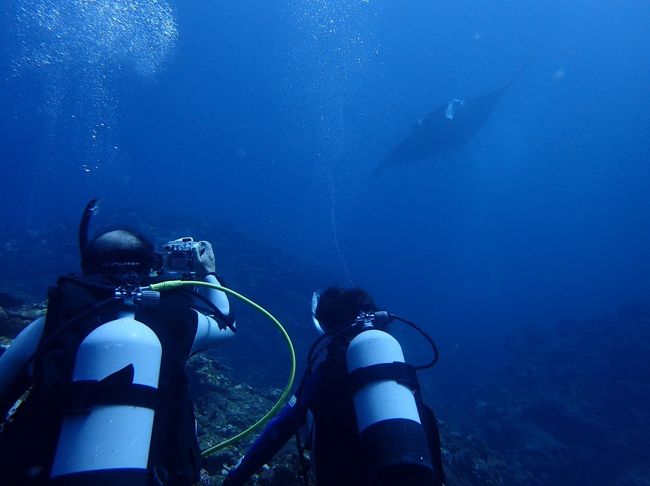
348;362;420;396
54;364;159;415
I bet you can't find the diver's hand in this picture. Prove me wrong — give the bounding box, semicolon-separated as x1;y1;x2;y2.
221;455;245;486
192;240;216;277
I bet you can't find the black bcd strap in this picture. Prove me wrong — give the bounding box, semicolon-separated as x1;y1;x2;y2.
54;364;159;415
348;361;420;396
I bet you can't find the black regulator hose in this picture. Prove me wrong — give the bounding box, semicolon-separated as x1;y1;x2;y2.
388;313;439;370
306;311;440;374
175;288;237;333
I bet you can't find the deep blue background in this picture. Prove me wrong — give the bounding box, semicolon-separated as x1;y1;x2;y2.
1;0;650;435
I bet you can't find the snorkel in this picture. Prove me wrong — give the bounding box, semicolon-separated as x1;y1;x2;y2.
78;198;99;262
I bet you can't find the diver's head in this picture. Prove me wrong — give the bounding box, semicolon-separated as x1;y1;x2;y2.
82;229;155;276
313;286;378;334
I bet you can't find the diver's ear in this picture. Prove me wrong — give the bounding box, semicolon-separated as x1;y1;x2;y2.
311;291;325;335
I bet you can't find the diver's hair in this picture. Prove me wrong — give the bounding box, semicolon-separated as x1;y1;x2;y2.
81;228;154;276
315;287;378;333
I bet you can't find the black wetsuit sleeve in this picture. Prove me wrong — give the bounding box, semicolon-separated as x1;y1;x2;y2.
226;374;316;484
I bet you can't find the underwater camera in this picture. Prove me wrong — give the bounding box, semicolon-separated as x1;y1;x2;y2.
161;237;199;274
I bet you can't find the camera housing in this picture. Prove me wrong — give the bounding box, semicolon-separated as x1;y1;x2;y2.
161;237;199;275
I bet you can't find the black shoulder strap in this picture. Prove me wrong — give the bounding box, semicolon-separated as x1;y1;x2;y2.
202;274;236;332
174;287;236;333
348;361;420;396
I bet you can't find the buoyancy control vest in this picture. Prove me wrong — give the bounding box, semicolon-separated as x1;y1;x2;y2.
0;274;202;486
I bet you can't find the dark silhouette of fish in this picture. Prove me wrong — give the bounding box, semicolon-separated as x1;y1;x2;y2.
374;75;520;176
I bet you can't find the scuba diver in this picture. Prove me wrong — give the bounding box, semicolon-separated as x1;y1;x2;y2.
223;287;445;486
0;200;236;485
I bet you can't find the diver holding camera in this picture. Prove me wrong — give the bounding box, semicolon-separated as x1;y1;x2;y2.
0;200;235;485
159;236;236;334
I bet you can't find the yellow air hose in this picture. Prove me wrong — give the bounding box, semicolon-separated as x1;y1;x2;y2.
148;280;296;455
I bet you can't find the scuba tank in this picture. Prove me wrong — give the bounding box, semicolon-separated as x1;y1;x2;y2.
49;310;162;485
346;325;437;484
305;299;441;484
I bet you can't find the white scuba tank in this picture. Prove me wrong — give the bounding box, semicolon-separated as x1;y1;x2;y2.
346;328;435;483
50;313;162;485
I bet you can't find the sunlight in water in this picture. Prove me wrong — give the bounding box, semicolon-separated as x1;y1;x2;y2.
12;0;178;224
287;0;379;284
14;0;178;77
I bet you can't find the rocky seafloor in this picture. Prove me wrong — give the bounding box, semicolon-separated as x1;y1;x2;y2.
1;217;649;485
2;295;649;485
0;296;504;486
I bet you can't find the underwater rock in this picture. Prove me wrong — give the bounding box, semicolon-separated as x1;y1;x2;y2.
0;292;24;308
441;430;507;486
0;302;47;340
465;301;650;485
187;353;305;485
0;317;29;340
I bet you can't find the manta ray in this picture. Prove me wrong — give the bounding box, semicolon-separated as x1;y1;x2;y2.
373;76;519;176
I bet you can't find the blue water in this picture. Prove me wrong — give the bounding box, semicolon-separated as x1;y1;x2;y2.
2;0;650;483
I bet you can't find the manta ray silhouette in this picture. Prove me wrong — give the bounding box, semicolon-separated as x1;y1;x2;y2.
373;74;520;176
